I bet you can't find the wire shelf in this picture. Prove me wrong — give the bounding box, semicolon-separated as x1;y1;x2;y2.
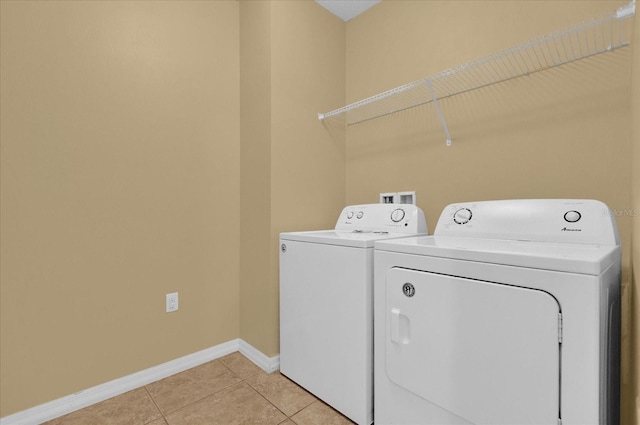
318;1;635;145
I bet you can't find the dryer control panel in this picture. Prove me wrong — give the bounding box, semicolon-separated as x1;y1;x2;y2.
336;204;428;234
435;199;619;245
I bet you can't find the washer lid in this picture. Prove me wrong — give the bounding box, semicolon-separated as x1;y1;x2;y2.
375;235;620;275
280;229;420;248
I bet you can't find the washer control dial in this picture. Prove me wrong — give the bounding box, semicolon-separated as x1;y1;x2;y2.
564;210;582;223
453;208;472;224
391;208;406;223
346;211;354;219
356;211;364;219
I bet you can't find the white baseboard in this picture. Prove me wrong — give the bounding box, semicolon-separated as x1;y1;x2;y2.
1;339;279;425
239;339;280;373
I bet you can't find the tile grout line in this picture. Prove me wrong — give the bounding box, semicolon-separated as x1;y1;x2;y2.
225;357;311;423
241;375;293;421
145;359;243;423
142;386;166;425
240;370;318;422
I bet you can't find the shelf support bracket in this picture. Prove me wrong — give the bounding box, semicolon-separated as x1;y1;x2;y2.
425;79;452;146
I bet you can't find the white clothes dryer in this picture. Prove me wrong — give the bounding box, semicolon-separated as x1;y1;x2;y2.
280;203;427;425
374;199;620;425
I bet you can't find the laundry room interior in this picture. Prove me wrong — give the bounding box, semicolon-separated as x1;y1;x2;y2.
1;0;639;423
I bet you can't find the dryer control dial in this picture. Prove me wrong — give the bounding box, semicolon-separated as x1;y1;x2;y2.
453;208;473;224
391;208;406;223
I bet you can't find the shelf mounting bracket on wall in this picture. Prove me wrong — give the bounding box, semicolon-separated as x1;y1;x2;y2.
425;78;452;147
318;0;635;148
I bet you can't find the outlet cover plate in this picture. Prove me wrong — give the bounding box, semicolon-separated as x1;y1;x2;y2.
166;292;179;312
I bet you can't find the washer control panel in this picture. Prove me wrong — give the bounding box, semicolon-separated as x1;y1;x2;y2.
435;199;619;245
335;204;427;234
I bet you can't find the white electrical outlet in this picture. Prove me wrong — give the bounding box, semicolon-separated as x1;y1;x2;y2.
166;292;179;313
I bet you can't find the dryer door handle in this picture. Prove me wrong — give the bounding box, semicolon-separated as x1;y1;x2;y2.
390;308;411;345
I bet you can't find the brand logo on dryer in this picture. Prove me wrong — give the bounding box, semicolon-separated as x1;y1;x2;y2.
561;227;582;232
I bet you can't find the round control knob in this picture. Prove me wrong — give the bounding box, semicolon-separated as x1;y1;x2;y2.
564;210;581;223
453;208;472;224
356;211;364;219
346;211;354;219
391;208;405;222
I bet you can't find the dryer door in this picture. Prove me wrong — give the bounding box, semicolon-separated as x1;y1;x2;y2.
386;267;560;425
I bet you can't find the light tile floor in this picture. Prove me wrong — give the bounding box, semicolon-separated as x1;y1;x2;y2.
43;352;355;425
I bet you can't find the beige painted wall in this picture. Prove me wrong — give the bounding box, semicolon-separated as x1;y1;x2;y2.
630;4;640;423
0;0;241;416
345;0;637;423
239;0;274;357
240;0;345;357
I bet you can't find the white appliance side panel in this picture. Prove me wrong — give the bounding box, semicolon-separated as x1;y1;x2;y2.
386;267;560;425
279;240;372;425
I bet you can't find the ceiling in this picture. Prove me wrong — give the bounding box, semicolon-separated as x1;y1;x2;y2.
315;0;381;22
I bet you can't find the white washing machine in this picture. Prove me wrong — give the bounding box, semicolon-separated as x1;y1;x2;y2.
280;203;427;425
374;199;621;425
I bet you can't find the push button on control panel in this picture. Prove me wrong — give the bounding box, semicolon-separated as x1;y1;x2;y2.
564;210;581;223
